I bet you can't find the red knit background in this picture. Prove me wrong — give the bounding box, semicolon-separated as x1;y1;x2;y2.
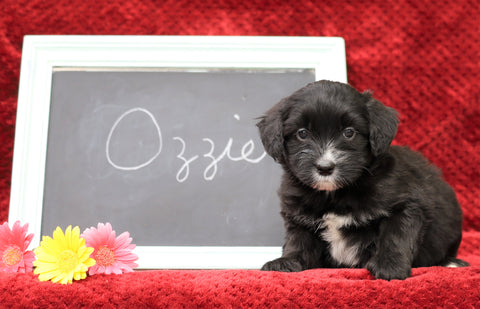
1;0;479;231
0;1;479;307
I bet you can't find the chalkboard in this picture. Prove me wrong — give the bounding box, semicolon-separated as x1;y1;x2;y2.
10;35;347;268
43;68;315;246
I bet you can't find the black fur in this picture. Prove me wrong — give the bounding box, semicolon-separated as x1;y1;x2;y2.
257;80;467;280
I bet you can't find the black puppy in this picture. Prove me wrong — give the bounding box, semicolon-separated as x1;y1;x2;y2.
257;80;468;280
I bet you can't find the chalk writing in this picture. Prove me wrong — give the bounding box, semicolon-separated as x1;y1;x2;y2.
202;138;266;181
106;108;162;171
173;137;199;183
106;108;266;182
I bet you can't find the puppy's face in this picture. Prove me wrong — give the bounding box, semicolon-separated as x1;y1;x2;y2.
282;97;371;191
257;80;399;192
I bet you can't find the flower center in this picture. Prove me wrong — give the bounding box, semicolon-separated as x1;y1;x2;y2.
56;250;78;273
2;245;22;266
95;246;116;266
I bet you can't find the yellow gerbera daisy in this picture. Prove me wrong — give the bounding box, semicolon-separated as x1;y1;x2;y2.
33;226;96;284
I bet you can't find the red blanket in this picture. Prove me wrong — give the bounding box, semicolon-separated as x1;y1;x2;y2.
1;0;479;307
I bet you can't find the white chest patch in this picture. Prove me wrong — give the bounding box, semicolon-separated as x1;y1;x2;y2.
319;213;360;267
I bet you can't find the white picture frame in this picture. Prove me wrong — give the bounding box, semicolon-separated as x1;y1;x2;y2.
9;35;347;269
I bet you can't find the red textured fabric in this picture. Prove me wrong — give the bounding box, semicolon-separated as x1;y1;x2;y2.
1;258;480;308
0;0;479;307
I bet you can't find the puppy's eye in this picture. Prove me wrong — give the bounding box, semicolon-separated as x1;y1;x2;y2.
343;127;356;139
297;128;309;141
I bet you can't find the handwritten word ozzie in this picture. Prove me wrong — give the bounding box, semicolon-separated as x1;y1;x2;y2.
106;108;266;183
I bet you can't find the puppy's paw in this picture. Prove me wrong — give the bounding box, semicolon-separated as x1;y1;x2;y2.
366;261;411;281
442;258;470;268
261;257;303;272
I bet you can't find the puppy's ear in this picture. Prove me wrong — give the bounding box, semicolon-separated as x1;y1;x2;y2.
366;95;399;156
256;98;291;164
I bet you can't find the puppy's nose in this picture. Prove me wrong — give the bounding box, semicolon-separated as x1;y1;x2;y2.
316;160;335;176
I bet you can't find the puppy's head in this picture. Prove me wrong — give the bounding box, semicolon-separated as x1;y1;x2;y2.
257;80;398;191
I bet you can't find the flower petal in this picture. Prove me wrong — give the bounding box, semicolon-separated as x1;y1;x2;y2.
33;226;96;284
0;221;35;273
78;223;138;275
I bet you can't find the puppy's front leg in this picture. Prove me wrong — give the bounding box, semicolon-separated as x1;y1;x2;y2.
366;209;423;280
261;227;324;272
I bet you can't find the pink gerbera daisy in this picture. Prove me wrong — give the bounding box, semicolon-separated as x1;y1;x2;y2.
0;221;35;273
81;222;138;275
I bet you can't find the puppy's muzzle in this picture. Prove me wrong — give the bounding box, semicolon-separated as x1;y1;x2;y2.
316;160;335;176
